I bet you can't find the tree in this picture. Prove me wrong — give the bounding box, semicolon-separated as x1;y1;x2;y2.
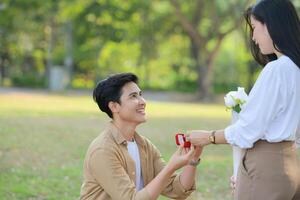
170;0;252;99
0;1;13;86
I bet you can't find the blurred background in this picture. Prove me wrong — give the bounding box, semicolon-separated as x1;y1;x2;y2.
1;0;272;97
0;0;299;199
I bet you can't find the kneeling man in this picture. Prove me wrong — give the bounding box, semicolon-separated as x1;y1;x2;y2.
80;73;202;200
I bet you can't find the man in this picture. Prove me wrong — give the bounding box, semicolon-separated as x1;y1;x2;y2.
80;73;202;200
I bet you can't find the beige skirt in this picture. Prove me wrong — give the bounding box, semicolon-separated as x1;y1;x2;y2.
235;140;300;200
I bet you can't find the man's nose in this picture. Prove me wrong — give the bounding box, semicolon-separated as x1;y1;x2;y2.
139;96;146;105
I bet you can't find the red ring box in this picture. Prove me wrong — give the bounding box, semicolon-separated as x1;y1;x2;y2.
175;133;191;148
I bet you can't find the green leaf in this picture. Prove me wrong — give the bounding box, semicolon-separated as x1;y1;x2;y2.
232;104;241;113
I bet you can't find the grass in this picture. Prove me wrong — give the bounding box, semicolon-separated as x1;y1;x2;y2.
0;91;297;199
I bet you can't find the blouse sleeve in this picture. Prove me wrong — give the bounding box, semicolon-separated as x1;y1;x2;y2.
296;123;300;148
224;64;287;148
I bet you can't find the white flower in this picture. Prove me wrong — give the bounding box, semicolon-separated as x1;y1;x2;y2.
224;87;248;113
237;87;248;100
224;91;237;107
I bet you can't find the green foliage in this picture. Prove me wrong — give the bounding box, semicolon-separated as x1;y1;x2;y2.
0;0;271;94
11;73;46;88
213;31;253;93
71;75;95;89
97;41;140;74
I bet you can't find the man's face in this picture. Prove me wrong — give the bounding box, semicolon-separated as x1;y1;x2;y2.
114;81;146;125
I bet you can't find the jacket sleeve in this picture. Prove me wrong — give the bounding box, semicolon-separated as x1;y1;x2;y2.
88;148;151;200
151;143;196;199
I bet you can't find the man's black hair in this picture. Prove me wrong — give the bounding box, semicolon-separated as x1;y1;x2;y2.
93;73;138;118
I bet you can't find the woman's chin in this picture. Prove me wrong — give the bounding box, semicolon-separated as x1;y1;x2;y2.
260;49;274;55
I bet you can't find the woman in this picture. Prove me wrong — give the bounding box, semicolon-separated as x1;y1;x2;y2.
188;0;300;199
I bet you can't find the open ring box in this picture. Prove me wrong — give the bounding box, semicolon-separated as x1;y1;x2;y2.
175;133;191;148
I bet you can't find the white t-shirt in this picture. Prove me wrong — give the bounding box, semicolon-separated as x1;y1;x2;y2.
127;140;144;191
225;55;300;148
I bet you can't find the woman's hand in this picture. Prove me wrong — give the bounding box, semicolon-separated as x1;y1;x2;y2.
187;130;211;146
230;175;236;194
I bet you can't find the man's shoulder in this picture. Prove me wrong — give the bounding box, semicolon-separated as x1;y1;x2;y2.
136;134;161;154
87;128;115;154
135;133;151;146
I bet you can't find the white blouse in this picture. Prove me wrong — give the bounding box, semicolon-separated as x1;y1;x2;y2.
225;55;300;148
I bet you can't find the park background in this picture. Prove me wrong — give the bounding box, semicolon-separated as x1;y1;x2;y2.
0;0;299;199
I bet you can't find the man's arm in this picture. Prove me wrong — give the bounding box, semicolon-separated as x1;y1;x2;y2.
179;146;202;190
88;149;150;200
89;145;195;200
149;144;201;199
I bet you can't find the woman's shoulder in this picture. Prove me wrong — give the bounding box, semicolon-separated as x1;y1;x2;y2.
262;55;299;78
265;55;298;71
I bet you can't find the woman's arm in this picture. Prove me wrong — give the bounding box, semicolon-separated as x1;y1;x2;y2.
188;130;228;147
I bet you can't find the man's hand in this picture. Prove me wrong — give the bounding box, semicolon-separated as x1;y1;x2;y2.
168;144;195;171
192;145;202;160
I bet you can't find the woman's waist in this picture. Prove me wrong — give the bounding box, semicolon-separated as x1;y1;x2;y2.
248;139;296;152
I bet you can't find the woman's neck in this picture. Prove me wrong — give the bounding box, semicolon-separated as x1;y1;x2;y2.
274;50;283;58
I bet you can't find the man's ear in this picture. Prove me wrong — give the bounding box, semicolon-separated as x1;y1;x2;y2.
108;101;120;114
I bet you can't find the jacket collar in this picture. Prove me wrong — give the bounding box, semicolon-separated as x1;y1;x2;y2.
108;122;145;147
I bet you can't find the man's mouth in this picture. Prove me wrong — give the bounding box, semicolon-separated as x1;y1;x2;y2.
137;108;145;114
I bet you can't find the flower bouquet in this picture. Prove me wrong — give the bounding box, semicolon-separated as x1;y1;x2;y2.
224;87;248;180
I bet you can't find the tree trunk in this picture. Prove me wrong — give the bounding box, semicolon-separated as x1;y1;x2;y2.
190;40;208;99
46;20;56;88
64;20;73;88
0;58;3;86
0;54;4;86
197;63;209;99
191;39;217;100
0;50;9;86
